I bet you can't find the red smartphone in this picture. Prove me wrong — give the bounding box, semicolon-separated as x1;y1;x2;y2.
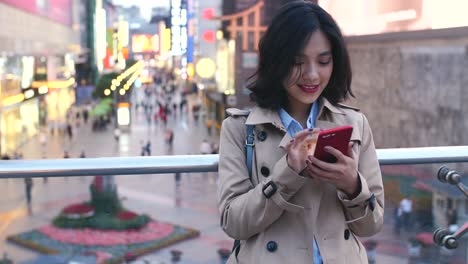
313;125;353;163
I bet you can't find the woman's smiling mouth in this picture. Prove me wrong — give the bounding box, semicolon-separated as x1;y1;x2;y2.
297;84;320;93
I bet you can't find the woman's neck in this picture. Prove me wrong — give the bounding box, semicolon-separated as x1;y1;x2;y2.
287;103;311;128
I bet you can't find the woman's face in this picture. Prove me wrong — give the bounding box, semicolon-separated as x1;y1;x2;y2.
284;30;333;110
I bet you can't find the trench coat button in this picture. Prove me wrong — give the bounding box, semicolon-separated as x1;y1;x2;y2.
257;131;267;141
344;229;350;240
369;193;376;211
260;166;270;177
266;241;278;252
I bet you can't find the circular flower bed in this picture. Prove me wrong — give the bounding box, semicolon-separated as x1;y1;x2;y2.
62;203;94;219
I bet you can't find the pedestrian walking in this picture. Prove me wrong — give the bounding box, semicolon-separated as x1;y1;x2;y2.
180;96;187;113
39;132;48;182
399;196;413;231
113;128;121;141
83;109;89;124
145;141;151;156
205;119;213;136
24;178;33;205
66;122;73;139
172;102;177;116
75;110;81;127
165;128;174;149
63;151;70;159
146;113;152;126
211;142;219;154
200;139;212;155
39;130;47;158
217;2;384;263
80;150;86;158
141;141;151;156
153;112;159;124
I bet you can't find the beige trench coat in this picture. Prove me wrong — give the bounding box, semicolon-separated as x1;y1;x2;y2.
217;97;384;263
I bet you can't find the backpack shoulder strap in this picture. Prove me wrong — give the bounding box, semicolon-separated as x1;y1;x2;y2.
231;123;255;256
245;124;255;180
232;125;255;255
225;108;255;180
226;108;254;255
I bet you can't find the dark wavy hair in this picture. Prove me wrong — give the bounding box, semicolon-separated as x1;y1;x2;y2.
248;1;353;110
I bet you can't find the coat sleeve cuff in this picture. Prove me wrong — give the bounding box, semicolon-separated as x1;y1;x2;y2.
337;171;371;208
271;155;307;199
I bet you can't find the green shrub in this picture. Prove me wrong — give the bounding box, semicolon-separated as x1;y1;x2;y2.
90;184;122;215
53;212;151;230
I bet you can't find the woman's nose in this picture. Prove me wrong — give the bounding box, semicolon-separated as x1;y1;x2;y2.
302;64;319;82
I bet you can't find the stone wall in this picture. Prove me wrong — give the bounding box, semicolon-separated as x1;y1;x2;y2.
346;33;468;149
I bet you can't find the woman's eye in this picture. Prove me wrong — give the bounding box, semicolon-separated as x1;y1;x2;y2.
319;60;331;65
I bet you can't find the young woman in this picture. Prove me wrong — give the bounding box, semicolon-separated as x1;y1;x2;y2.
217;1;384;263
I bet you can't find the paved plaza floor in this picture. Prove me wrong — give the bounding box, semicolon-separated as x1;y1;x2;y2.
0;97;463;264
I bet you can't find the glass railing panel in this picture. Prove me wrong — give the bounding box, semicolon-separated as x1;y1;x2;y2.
0;173;230;264
371;163;467;264
0;162;466;264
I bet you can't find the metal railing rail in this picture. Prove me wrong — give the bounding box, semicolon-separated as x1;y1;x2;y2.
0;146;468;179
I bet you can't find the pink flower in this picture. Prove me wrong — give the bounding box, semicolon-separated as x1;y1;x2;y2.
39;221;175;246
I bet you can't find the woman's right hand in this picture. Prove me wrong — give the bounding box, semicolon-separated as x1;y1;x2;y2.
284;128;320;174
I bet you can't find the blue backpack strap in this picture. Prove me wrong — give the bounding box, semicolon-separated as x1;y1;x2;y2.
231;124;255;257
245;124;255;180
226;108;254;180
225;108;253;256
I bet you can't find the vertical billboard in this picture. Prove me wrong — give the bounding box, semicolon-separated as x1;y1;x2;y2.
186;0;194;63
170;0;188;56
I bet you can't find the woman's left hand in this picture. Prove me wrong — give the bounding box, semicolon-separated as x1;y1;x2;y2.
305;142;360;197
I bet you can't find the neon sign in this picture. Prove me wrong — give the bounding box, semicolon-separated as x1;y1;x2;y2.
170;0;188;56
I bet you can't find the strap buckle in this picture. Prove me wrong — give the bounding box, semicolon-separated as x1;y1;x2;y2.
245;135;255;147
262;181;277;198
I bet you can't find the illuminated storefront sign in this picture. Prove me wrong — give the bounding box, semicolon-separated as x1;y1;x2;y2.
132;34;160;53
159;22;171;56
215;39;236;94
2;94;24;107
170;0;188;56
117;102;130;126
216;40;229;92
319;0;468;36
23;89;35;100
95;7;107;72
21;56;34;89
195;58;216;79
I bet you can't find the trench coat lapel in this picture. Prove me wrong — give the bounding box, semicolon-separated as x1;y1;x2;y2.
278;132;292;149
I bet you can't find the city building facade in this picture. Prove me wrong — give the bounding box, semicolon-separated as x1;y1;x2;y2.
0;0;81;154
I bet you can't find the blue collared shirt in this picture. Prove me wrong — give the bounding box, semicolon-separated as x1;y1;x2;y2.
278;102;322;264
